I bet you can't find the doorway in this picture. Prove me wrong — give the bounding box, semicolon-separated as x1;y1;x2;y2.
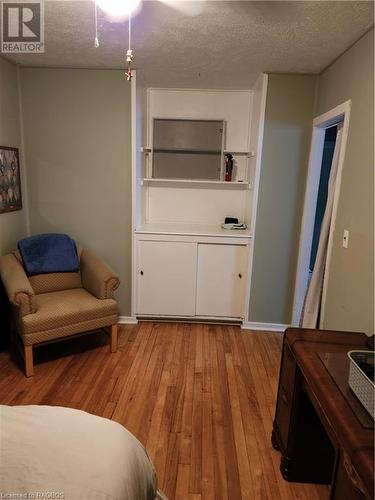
292;101;351;327
309;125;338;274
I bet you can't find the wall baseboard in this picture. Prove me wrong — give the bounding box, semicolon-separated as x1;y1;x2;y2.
118;316;138;325
241;322;289;332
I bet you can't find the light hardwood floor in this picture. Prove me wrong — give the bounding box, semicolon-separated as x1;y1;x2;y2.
0;323;329;500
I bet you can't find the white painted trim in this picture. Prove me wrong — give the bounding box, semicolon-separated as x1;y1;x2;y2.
241;322;288;332
320;102;351;327
130;71;137;318
146;87;152;152
312;101;350;128
118;316;138;325
291;127;325;325
291;100;351;326
16;66;31;236
241;89;254;320
243;73;268;323
134;230;251;244
147;87;255;94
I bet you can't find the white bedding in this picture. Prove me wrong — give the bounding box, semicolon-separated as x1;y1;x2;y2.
0;405;165;500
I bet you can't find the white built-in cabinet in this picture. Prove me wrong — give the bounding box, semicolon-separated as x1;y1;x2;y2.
135;234;249;319
131;77;268;322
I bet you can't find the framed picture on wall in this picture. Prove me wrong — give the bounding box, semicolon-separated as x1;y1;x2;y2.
0;146;22;214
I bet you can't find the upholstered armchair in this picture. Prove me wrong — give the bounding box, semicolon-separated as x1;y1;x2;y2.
0;247;120;377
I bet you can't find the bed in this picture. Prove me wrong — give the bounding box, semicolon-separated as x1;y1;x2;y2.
0;405;166;500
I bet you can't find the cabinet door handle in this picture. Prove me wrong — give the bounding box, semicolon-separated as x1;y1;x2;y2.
140;270;144;275
238;273;242;279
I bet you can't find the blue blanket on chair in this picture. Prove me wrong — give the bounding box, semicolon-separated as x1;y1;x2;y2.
18;233;79;276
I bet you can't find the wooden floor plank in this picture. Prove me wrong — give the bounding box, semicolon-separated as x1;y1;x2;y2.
216;326;243;500
225;352;255;499
0;323;329;500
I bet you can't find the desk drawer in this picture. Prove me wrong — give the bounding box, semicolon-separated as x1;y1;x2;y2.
277;383;294;450
280;344;296;395
332;453;367;500
275;343;298;451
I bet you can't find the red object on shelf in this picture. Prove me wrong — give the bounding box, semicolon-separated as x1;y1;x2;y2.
225;153;233;182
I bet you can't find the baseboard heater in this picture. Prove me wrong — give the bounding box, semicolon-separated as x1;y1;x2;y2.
136;316;242;326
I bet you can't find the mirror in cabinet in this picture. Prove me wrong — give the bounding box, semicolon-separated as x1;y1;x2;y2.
152;118;225;181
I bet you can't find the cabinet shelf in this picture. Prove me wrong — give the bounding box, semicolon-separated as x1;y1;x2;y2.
223;150;255;157
141;178;252;188
154;148;221;155
143;148;256;157
135;223;252;238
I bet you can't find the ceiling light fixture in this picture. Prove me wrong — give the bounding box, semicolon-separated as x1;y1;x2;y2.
95;0;141;17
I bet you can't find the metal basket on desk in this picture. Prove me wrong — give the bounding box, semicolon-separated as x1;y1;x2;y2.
348;350;375;419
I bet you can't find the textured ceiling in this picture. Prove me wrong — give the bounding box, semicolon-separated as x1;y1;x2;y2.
5;0;374;88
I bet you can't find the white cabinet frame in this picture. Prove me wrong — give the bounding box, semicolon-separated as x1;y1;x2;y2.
134;232;251;320
131;78;269;324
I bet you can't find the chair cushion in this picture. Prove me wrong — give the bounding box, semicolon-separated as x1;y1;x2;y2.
29;272;82;294
22;288;118;337
12;250;82;294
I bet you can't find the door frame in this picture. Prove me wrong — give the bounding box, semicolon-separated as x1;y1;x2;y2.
243;73;268;323
291;100;351;326
131;70;137;319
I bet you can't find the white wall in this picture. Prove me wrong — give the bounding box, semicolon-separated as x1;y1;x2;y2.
146;184;251;226
147;89;252;151
135;72;147;229
142;89;253;227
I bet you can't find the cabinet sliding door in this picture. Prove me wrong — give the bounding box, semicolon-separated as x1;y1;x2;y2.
136;240;197;316
196;243;247;318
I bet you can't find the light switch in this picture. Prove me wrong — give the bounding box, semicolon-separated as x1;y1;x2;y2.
342;229;349;249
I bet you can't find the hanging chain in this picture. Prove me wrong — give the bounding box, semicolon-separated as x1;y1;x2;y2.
94;1;99;48
125;13;134;80
94;1;134;80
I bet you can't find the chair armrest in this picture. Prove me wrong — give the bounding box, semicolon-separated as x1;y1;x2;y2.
80;249;120;299
0;254;36;316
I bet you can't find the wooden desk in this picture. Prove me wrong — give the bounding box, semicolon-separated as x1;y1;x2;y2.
272;328;374;500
